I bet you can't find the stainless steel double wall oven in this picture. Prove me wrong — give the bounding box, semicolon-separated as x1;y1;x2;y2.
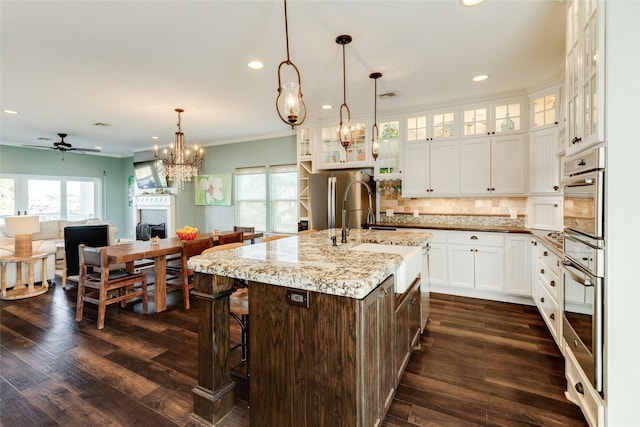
562;146;605;395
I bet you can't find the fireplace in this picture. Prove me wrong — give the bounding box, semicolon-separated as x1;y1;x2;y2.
133;195;176;239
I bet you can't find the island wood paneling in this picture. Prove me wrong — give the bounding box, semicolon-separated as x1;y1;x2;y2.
248;280;358;427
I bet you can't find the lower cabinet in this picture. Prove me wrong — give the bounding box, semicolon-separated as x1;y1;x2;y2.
394;278;421;383
360;275;395;427
531;237;562;346
447;232;505;292
249;276;395;427
564;345;606;427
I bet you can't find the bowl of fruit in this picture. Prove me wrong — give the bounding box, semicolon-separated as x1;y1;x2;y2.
176;225;199;240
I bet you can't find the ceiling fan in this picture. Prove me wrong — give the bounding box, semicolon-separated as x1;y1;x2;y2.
22;133;101;153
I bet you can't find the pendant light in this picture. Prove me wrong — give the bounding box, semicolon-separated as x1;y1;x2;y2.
155;108;203;191
336;34;353;152
370;72;382;161
276;0;306;128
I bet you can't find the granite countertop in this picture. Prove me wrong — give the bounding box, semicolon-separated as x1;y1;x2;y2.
529;229;564;257
188;229;431;299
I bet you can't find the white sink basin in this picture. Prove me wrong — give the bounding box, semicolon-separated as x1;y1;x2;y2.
349;243;422;293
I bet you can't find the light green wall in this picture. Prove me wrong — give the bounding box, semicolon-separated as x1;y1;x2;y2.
0;145;132;237
0;134;296;238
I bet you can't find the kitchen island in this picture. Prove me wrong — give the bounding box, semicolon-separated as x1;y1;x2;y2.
187;229;431;426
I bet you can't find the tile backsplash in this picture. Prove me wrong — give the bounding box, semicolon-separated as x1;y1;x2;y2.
380;193;527;217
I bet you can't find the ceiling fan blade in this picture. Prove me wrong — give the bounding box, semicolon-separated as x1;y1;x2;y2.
21;144;58;150
70;147;102;153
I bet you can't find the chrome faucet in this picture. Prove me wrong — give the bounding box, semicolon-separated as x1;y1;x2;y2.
341;180;375;243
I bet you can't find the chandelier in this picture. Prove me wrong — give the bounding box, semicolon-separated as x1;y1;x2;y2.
336;34;353;152
276;0;306;128
155;108;203;190
370;72;382;161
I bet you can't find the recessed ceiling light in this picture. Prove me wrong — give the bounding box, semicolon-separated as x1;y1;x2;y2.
151;136;160;140
3;109;19;115
460;0;486;7
248;61;264;70
95;146;102;151
321;105;333;110
472;74;489;82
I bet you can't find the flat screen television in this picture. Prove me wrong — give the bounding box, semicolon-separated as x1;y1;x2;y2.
133;160;168;189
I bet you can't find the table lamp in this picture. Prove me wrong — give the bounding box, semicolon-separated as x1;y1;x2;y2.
5;215;40;258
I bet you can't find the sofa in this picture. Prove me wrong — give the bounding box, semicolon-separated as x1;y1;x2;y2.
0;219;118;289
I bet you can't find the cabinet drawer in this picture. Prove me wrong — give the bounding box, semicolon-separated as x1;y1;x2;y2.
536;281;560;341
538;246;561;277
565;347;605;427
447;231;504;247
536;259;561;301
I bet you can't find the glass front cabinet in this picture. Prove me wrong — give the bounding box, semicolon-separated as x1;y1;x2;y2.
373;118;401;181
317;119;372;169
461;99;525;138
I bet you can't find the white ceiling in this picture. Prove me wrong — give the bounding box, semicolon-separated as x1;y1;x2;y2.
0;0;565;158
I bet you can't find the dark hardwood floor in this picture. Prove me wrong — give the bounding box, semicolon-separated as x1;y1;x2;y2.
0;277;587;426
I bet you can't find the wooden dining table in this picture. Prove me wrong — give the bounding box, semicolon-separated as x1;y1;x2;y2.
105;230;264;312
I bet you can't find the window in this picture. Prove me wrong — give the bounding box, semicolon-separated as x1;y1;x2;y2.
235;165;298;233
235;167;267;232
0;174;101;224
269;165;298;233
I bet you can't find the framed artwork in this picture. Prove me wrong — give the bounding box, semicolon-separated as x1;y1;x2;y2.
195;173;232;206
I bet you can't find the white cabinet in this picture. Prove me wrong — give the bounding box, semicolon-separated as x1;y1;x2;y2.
317;120;371;169
527;196;563;231
460;135;525;195
461;99;525;138
373;118;402;181
405;109;459;142
565;0;605;156
447;232;504;293
504;234;531;296
565;344;606;427
401;141;459;197
529;128;561;194
427;231;448;287
531;238;562;344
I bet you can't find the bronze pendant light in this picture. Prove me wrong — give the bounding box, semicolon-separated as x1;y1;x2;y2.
370;72;382;161
276;0;306;128
336;34;353;152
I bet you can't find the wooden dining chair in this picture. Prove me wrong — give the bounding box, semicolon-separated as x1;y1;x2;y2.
166;236;214;310
262;234;288;242
76;244;148;330
201;241;249;378
217;231;243;245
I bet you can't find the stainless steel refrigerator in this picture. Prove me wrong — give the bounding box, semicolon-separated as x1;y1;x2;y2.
308;169;376;230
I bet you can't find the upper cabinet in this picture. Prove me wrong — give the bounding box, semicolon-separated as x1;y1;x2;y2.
565;0;605;156
297;125;313;160
460;134;525;195
462;99;526;138
405;109;459;142
373;118;402;181
529;86;562;195
402;140;459;197
530;86;561;131
317;119;372;169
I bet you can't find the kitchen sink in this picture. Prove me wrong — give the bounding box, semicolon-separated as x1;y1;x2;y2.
349;243;422;293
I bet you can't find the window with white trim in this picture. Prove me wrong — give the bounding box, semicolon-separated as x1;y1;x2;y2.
235;165;298;233
0;174;101;224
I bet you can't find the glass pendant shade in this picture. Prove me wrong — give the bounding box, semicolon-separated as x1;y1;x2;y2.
275;0;306;128
336;34;353;152
371;124;380;160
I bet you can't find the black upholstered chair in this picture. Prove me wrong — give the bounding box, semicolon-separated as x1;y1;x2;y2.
63;224;110;288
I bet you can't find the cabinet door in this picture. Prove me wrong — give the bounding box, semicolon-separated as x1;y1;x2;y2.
491;135;525;194
474;246;504;292
378;277;395;419
360;284;381;427
408;284;421;348
460;139;491;194
529;129;561;194
394;294;410;383
430;141;459;195
528;196;563;231
428;243;448;287
504;234;531;296
401;143;429;197
447;245;475;288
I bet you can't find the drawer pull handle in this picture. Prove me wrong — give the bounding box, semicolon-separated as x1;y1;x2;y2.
550;313;555;320
575;382;585;395
550;280;556;287
470;236;478;240
540;269;545;274
543;251;548;256
540;297;545;303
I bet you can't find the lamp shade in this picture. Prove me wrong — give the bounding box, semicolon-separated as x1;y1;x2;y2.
5;215;40;235
5;215;40;257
